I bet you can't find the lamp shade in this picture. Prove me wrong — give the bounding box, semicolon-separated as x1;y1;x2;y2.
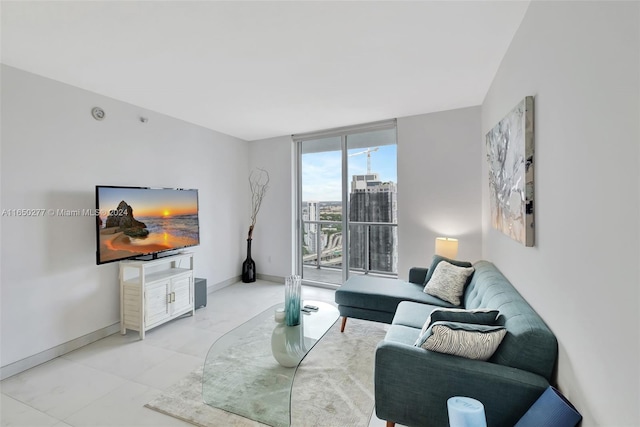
435;237;458;259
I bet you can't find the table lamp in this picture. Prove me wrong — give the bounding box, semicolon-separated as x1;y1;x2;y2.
435;237;458;259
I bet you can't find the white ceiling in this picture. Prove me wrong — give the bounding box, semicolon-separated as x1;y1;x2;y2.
1;1;529;141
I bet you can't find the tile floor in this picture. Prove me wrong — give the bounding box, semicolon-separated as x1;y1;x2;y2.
0;280;389;427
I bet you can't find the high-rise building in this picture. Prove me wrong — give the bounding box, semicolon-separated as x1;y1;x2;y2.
303;201;323;253
349;173;397;273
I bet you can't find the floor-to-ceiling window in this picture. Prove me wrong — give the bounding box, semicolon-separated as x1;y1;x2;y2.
294;120;397;287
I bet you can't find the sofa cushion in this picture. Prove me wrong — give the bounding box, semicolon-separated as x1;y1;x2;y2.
384;324;422;345
423;255;473;284
419;307;500;336
424;261;475;306
415;321;507;361
392;301;441;329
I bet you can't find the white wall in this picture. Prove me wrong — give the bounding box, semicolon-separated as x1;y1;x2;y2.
247;109;483;283
397;107;482;278
481;2;639;425
0;65;249;368
247;136;295;280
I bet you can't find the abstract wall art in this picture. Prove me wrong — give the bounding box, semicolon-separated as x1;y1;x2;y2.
486;96;534;246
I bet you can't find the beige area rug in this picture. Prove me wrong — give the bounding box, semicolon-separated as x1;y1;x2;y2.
145;318;387;427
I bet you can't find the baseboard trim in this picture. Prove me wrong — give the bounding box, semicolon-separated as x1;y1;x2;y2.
256;273;284;284
0;322;121;380
207;275;241;293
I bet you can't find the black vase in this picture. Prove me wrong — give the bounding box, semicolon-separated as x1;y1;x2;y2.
242;238;256;283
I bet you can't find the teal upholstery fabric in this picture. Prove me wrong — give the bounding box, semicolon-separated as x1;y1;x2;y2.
335;275;455;325
374;261;558;427
337;305;396;325
375;338;549;427
392;301;439;329
383;323;422;344
408;267;429;284
464;261;557;380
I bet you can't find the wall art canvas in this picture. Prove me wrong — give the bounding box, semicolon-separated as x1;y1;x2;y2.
486;96;534;246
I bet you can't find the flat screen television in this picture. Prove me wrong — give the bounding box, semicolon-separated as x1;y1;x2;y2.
95;185;200;265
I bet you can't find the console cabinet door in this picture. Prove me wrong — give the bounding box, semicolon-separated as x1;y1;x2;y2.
145;280;171;327
170;274;193;315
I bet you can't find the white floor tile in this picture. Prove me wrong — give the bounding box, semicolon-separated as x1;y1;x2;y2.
62;381;191;427
140;319;212;352
62;335;178;381
0;394;60;427
132;353;203;391
1;358;125;420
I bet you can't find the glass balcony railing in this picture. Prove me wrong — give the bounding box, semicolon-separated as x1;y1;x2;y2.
302;220;398;283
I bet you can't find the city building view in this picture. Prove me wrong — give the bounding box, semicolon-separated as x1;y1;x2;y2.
349;172;398;273
301;142;398;283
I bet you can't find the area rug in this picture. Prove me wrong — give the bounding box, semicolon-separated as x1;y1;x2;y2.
145;318;387;427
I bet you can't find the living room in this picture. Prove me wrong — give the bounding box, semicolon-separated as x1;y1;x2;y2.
1;2;639;427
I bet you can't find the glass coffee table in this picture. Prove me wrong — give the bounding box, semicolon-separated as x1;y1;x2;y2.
202;300;339;427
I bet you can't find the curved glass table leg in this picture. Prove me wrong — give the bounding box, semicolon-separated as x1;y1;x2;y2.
202;300;339;427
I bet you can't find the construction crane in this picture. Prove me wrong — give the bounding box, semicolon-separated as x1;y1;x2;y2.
348;147;379;174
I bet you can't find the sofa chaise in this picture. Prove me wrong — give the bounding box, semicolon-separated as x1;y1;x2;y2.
334;258;467;332
336;258;558;427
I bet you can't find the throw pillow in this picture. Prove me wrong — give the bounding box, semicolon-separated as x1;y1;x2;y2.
415;321;507;361
418;308;500;337
424;255;473;285
423;261;475;306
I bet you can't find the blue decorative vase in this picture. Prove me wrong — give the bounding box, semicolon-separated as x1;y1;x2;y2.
284;275;301;326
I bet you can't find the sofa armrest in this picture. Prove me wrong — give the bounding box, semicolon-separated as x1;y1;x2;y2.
408;267;428;284
375;340;548;427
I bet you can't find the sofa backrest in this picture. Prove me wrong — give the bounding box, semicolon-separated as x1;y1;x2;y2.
464;261;557;381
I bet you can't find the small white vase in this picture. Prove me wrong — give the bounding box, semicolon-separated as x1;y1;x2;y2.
271;308;306;367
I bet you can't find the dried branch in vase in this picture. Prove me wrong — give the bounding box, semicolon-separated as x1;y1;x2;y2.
248;168;270;239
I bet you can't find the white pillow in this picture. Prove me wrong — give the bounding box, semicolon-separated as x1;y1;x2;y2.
423;261;475;306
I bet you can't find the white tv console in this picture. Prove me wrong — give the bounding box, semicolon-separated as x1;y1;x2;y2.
119;252;194;339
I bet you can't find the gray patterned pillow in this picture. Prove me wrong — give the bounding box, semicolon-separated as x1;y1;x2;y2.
415;321;507;361
423;255;473;285
423;261;475;306
418;308;500;338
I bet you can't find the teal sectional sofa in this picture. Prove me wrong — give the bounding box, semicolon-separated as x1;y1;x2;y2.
334;269;456;331
336;260;558;427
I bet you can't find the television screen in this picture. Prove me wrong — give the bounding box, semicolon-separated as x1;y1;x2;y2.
96;186;200;265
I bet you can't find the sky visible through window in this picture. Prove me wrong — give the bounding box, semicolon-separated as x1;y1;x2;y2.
302;145;397;201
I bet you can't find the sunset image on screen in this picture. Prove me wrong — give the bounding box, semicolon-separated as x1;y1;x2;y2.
97;187;199;263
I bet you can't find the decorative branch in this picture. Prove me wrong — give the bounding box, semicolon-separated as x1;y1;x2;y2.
248;168;270;239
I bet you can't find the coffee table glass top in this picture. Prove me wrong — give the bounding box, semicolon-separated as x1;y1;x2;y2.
202;300;339;427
